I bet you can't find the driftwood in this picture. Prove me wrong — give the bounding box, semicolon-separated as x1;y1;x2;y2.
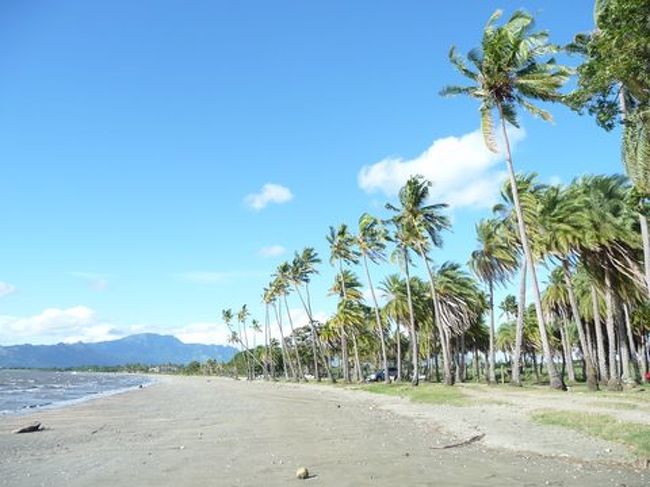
12;422;44;434
430;433;485;450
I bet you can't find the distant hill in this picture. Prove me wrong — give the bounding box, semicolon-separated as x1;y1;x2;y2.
0;333;237;368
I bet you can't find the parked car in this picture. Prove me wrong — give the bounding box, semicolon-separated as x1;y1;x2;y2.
366;367;398;382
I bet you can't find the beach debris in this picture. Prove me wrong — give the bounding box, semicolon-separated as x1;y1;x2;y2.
430;433;485;450
296;467;310;479
12;422;44;434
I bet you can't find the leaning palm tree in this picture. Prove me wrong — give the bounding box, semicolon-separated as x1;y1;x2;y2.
290;248;336;383
237;304;252;380
386;175;452;385
327;224;361;382
469;218;518;384
441;9;571;390
538;183;599;390
274;262;306;381
355;213;391;383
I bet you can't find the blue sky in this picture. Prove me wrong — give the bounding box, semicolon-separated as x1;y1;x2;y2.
0;1;621;345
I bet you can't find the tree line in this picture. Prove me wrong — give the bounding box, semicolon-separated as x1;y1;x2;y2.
218;1;649;392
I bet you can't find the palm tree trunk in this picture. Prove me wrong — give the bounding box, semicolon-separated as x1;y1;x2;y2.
559;314;576;383
351;330;362;382
623;303;640;384
498;106;564;391
459;333;467;382
640;213;650;297
283;294;305;381
302;285;320;381
488;280;497;384
263;304;270;380
604;270;622;390
362;254;390;384
395;322;402;381
337;260;351;383
511;262;527;386
403;249;419;386
618;303;634;385
241;321;252;380
591;284;609;382
562;261;598;390
273;302;294;381
416;244;453;385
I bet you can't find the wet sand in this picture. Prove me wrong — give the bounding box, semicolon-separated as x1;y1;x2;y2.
0;376;646;486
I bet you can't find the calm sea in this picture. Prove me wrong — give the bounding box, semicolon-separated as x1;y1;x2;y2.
0;369;151;415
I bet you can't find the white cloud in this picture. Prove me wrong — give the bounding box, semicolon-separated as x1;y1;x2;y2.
0;303;333;348
0;281;16;297
358;127;525;209
258;245;286;258
0;306;122;345
245;183;293;210
172;322;231;346
70;272;108;291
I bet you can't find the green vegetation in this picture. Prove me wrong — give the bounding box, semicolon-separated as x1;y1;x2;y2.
218;1;650;410
360;383;470;406
532;410;650;457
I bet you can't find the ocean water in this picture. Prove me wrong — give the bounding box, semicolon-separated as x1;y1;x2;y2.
0;369;151;415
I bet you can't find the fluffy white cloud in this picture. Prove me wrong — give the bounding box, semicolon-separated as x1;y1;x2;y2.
0;306;122;345
172;322;232;346
0;304;331;347
358;127;525;209
69;272;108;291
245;183;293;210
258;245;286;258
0;281;16;297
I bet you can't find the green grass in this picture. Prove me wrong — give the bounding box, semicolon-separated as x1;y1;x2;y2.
587;400;645;411
358;382;470;406
532;410;650;458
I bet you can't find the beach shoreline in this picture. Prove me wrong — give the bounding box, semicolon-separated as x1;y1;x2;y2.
0;376;646;486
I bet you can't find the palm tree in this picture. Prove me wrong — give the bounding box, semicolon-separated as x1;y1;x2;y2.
390;225;421;386
380;274;409;381
386;175;452;385
268;279;295;380
290;248;336;383
355;213;391;383
327;224;361;382
237;305;252;380
329;270;365;381
538;184;599;390
441;9;571;390
469;218;518;384
542;268;577;383
274;262;306;381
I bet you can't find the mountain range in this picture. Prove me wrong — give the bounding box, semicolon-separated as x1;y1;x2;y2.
0;333;237;368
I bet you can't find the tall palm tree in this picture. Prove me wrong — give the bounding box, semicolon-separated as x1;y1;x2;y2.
355;213;391;383
327;224;361;382
441;9;571;390
290;248;336;383
274;262;306;381
380;274;409;381
390;225;421;386
386;175;452;385
237;305;252;380
542;267;577;383
268;279;295;380
329;270;365;381
538;184;599;390
469;218;518;384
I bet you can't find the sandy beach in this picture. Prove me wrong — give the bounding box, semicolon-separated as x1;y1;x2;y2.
0;376;647;486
